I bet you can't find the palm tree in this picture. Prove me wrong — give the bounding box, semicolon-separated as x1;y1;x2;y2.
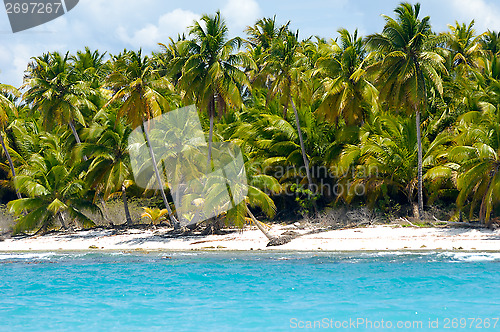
213;150;281;238
366;2;446;219
245;16;290;77
232;106;332;190
178;11;255;167
8;132;99;234
71;47;108;89
6;117;43;173
478;31;500;91
336;114;451;214
141;207;170;225
481;30;500;56
23;52;96;151
157;35;190;86
71;47;111;118
79;111;134;226
260;29;315;191
443;20;485;74
314;28;378;126
105;50;180;228
0;84;22;199
260;29;301;119
226;102;337;215
447;111;500;225
246;16;288;52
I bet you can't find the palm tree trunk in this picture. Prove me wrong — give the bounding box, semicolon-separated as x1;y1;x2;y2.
479;197;487;225
69;120;88;161
216;93;225;119
0;131;21;199
416;110;424;220
207;97;215;171
290;97;313;189
479;164;499;225
290;97;318;215
122;183;133;226
283;99;289;121
142;121;180;229
99;197;112;225
246;205;274;240
58;211;67;229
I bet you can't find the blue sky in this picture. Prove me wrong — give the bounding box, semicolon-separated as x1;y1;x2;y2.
1;0;500;87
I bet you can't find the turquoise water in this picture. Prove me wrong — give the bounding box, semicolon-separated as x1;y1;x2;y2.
0;251;499;331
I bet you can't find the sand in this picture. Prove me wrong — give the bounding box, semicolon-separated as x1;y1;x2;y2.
0;224;499;251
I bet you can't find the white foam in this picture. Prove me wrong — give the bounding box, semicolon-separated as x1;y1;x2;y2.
0;252;58;260
441;252;500;262
364;251;435;257
171;252;200;256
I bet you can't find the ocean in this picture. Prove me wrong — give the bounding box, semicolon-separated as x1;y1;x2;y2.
0;251;499;331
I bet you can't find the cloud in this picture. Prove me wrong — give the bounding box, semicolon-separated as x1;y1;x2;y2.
11;45;33;79
0;44;35;87
222;0;261;31
82;0;157;27
0;46;11;65
117;9;200;49
447;0;500;31
7;0;500;88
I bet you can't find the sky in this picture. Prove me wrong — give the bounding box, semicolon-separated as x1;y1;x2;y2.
1;0;500;87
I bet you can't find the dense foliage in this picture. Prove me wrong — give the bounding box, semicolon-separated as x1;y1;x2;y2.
1;3;499;234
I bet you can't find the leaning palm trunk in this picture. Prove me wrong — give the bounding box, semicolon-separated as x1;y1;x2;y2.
69;120;88;161
122;183;133;226
416;110;424;220
207;97;215;170
207;112;214;170
58;211;67;229
98;197;113;225
142;121;180;229
246;205;274;240
0;131;21;199
283;98;289;121
479;164;499;225
290;97;314;190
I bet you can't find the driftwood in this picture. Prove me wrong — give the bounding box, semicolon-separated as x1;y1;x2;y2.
431;216;488;229
267;220;373;247
0;229;12;241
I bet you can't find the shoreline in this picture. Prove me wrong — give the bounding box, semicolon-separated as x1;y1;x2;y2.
0;225;499;252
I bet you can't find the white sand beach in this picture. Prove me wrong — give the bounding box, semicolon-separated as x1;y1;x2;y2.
0;225;499;251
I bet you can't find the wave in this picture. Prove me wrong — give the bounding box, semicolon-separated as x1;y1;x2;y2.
362;251;436;257
0;252;59;260
1;250;499;264
439;252;500;262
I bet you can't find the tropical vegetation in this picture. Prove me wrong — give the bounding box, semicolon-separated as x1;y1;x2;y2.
0;2;499;235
